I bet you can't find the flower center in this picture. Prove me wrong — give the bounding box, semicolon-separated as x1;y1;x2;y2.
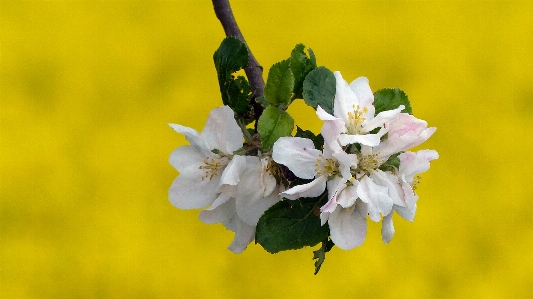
199;156;227;181
346;104;369;134
359;153;380;174
315;154;340;178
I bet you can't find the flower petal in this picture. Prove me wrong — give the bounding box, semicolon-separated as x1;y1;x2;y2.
328;202;368;250
235;158;280;226
338;133;381;147
272;137;321;179
363;105;404;133
201;106;244;154
169;173;220;209
356;176;393;222
169;123;205;151
349;76;375;116
227;218;255;254
168;145;205;173
281;176;327;200
381;212;395;244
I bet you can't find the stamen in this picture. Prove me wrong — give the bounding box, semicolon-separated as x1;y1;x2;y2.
359;153;380;174
315;154;340;178
346;104;369;134
199;157;224;181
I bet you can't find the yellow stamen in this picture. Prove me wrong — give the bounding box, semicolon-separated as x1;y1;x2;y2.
346;104;369;134
199;157;224;181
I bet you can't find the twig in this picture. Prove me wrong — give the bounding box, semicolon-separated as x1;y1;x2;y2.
212;0;265;118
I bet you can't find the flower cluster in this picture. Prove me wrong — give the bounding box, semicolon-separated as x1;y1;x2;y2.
272;72;438;250
169;106;281;253
168;38;438;273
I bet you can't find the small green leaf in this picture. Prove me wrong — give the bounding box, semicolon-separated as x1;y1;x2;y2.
313;238;335;275
379;152;401;173
213;36;249;77
213;37;253;117
264;59;294;108
302;66;336;115
256;196;330;253
373;88;413;115
290;44;317;99
257;106;294;151
295;126;324;150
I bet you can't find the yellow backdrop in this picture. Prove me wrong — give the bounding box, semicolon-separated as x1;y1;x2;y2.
2;1;532;298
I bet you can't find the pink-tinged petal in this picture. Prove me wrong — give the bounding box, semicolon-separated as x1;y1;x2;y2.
399;150;439;182
199;196;234;224
363;105;404;133
400;179;418;208
321;177;346;213
201;106;244;154
227;217;255;254
395;203;417;222
320;212;330;226
357;176;393;222
281;176;327;200
336;183;359;208
349;77;375;113
316;106;338;121
381;212;395;244
218;155;247;196
168;145;205;173
169;173;220;209
272;137;321;179
169;123;205;150
338;133;381;146
329;203;368;250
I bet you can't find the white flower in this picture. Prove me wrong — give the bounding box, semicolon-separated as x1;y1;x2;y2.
168;106;244;209
316;72;404;147
380;149;439;244
272;120;357;200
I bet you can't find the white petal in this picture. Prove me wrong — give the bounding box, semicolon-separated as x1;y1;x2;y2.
272;137;320;179
168;145;205;173
218;155;247;196
199;196;234;224
395;203;417;221
399;150;439;182
357;176;393;222
169;123;205;151
338;133;381;146
371;170;405;207
333;71;359;124
363;105;404;133
169;172;221;209
281;176;327;200
329;203;368;250
381;212;395;244
201;106;244;154
227;217;255;254
349;76;375;112
235;159;280;225
260;157;278;197
316;106;337;121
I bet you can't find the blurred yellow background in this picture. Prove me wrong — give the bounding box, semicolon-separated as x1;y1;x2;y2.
2;0;532;298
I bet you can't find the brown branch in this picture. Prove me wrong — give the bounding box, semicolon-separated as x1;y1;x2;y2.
212;0;265;118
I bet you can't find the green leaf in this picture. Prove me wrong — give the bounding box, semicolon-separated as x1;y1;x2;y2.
302;66;336;115
256;196;330;253
313;238;335;275
295;126;324;150
373;88;413;115
379;152;401;173
264;59;294;108
213;37;253;116
290;44;317;99
257;105;294;151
